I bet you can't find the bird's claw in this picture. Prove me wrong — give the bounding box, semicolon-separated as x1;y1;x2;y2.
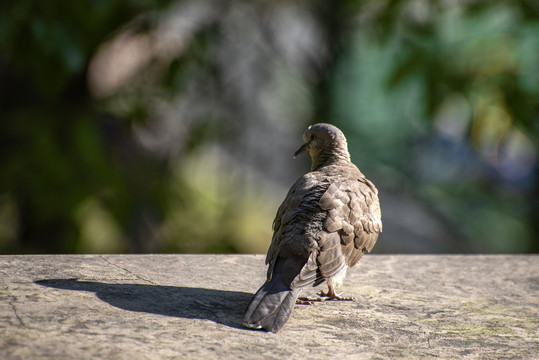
297;292;356;303
296;297;315;305
317;290;356;301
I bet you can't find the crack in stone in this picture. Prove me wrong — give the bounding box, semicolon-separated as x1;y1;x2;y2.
99;256;158;285
9;299;28;329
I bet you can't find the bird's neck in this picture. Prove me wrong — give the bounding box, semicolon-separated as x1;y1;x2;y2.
310;147;351;171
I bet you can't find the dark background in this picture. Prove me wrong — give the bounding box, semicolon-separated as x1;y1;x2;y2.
1;0;538;254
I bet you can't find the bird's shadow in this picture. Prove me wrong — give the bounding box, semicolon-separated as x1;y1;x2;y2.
35;279;253;330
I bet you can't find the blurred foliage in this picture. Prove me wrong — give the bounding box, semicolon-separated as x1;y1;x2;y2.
0;0;175;253
331;0;539;253
0;0;538;254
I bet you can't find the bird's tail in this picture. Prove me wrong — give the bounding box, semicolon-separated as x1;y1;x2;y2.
242;273;302;333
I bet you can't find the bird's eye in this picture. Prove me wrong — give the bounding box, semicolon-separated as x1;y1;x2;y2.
310;134;316;141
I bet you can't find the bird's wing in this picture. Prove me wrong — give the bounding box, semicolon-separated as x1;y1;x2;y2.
318;174;382;277
265;173;329;287
266;168;382;290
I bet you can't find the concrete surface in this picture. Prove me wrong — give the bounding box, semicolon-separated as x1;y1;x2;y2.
0;254;537;359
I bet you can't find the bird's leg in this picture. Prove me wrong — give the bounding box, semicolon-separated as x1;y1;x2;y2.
318;284;355;301
318;283;338;298
297;285;356;303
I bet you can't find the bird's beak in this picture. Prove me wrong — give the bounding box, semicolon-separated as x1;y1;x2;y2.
293;143;310;158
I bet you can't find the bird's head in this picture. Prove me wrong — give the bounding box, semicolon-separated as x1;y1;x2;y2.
294;123;350;170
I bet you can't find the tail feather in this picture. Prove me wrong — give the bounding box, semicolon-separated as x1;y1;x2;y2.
242;273;302;333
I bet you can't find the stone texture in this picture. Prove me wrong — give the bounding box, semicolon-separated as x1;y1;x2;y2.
0;254;537;359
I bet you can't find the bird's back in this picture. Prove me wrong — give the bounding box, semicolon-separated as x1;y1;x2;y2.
267;159;381;289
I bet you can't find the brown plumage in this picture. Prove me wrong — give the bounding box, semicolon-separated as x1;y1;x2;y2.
242;123;382;333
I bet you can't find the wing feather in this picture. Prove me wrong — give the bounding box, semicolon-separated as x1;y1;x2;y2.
266;163;382;291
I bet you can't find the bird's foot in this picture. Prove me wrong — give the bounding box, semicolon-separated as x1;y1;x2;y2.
296;297;316;305
297;292;356;303
317;290;356;301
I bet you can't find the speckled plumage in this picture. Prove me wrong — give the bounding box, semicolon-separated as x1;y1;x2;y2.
242;123;382;333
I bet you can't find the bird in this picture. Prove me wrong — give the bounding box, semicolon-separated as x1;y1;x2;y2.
242;123;382;333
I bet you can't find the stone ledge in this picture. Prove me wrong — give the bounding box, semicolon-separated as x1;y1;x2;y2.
0;254;537;359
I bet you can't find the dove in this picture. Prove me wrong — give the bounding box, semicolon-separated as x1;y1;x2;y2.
242;123;382;333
